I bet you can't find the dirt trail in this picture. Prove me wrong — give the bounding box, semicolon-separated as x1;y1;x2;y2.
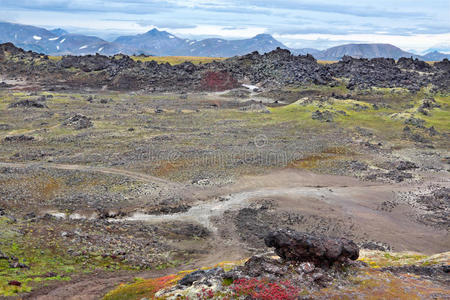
0;161;182;187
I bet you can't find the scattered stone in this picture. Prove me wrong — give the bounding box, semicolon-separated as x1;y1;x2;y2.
367;170;413;182
223;89;251;98
312;110;333;122
9;261;30;269
355;126;374;137
0;124;11;130
394;161;418;171
62;114;93;130
0;250;8;260
427;126;438;136
420;98;440;110
24;212;36;220
9;99;47;108
347;160;368;171
239;103;270;113
396;186;450;229
404;117;425;128
4;135;35;142
360;241;390;251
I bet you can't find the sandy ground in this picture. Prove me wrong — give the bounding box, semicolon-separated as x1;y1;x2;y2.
17;167;448;299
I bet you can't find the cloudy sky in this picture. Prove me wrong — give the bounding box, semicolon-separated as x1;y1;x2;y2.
1;0;449;53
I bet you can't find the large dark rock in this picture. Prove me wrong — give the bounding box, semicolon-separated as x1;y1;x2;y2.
264;229;359;266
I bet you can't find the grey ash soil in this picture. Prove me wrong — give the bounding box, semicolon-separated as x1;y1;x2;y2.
0;44;449;299
0;86;448;299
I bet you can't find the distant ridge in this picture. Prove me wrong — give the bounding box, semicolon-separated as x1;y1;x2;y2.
0;21;448;60
314;43;416;60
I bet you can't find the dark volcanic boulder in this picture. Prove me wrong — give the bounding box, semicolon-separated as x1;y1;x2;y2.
264;229;359;266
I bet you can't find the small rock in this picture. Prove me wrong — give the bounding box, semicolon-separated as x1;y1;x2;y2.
299;262;315;273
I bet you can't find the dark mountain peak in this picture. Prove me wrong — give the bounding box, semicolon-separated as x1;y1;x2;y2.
51;28;68;36
144;28;174;38
253;33;275;40
145;28;161;34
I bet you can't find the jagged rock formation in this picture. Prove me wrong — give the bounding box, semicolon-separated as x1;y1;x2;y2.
1;43;449;92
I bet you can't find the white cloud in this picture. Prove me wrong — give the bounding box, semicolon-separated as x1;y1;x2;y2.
2;0;449;52
165;25;267;39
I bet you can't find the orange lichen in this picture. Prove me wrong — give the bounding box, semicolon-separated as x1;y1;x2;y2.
103;274;181;300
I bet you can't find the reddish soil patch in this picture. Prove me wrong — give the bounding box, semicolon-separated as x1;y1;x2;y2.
201;71;239;91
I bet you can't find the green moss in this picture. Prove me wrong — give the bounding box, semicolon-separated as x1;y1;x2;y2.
222;278;233;286
0;222;139;297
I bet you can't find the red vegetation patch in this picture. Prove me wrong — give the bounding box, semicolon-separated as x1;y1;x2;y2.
231;278;301;300
201;71;239;91
104;274;179;300
8;281;22;287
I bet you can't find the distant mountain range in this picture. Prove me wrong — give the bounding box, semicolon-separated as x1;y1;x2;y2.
1;21;449;60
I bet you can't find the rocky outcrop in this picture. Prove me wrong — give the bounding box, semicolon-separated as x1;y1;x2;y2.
264;229;359;266
1;43;449;92
218;49;332;88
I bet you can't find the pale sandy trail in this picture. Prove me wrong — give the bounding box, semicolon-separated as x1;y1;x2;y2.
0;161;182;187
